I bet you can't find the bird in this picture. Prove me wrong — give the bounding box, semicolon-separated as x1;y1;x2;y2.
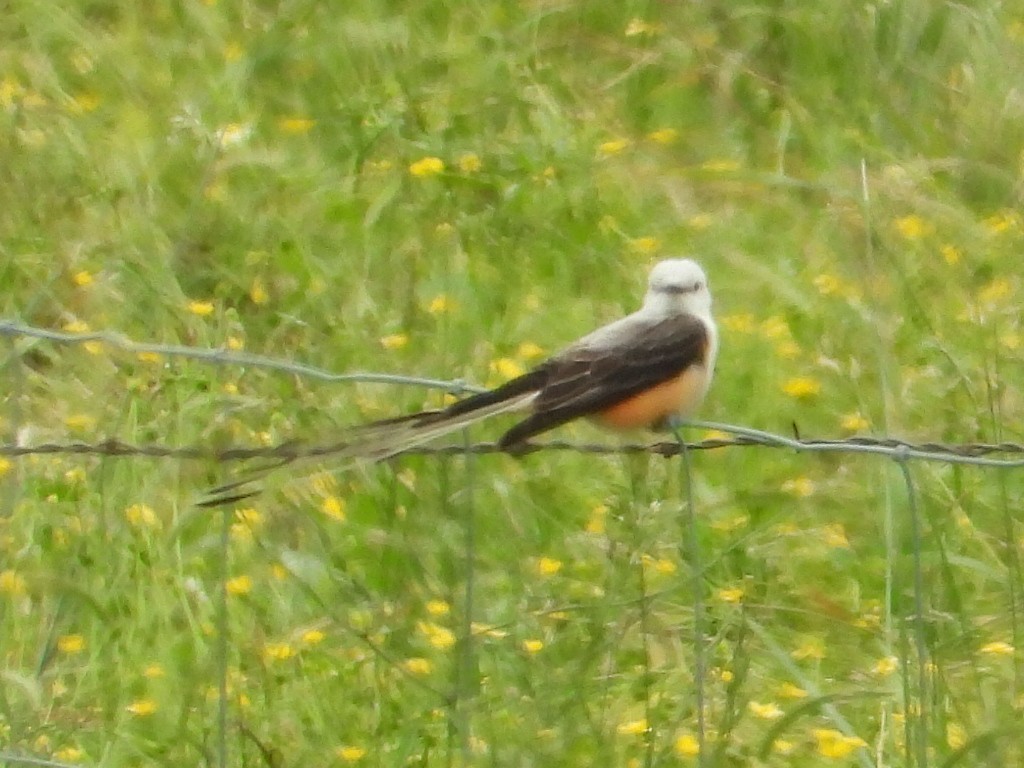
201;258;716;506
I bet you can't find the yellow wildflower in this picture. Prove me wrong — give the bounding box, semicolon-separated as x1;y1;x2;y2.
471;622;508;639
223;41;244;61
403;657;433;675
625;18;659;36
946;722;967;750
72;270;94;286
536;557;563;576
701;158;740;172
143;663;165;678
777;682;808;699
688;213;712;229
873;655;898;676
278;117;316;134
979;277;1013;305
893;215;929;240
302;629;325;646
426;599;450;616
380;333;408;350
427;294;451;314
759;316;790;340
617;718;648;736
782;377;821;398
234;507;262;528
716;586;745;603
713;667;734;683
225;575;252;595
126;698;158;716
309;472;339;496
822;523;850;548
249;277;269;305
748;701;784;720
840;412;869;432
629;236;660;254
1;75;24;108
781;476;815;498
598;138;630;156
710;513;749;532
647;128;678;145
490;357;524;380
941;244;961;265
187;300;215;316
458;153;481;173
217;122;251;147
775;340;801;359
652;557;676;574
721;313;755;333
263;642;295;661
321;496;346;521
980;640;1014;656
792;636;826;660
0;569;27;595
53;746;83;762
522;639;544;654
585;504;607;534
69;92;100;113
409;156;444;177
58;634;86;654
638;557;679;573
982;210;1021;234
65;414;96;431
125;503;159;528
137;351;163;364
813;729;866;758
516;341;545;359
674;734;700;756
813;274;841;296
335;746;366;762
0;457;11;477
773;739;795;755
417;621;456;650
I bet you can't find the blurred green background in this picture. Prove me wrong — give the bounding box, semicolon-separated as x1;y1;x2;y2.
1;1;1022;765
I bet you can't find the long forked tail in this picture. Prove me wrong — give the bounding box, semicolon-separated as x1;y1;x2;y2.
339;391;537;460
198;368;547;507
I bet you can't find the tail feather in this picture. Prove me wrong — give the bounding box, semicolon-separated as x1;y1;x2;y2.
198;374;545;507
339;390;537;460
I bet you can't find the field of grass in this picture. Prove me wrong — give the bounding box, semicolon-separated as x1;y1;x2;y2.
2;1;1023;765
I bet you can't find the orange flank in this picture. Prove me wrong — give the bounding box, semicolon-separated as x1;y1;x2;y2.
594;366;709;430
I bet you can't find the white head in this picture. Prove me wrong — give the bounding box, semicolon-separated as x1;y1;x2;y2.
642;258;712;317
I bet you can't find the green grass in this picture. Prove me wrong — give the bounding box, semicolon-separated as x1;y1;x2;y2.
2;0;1023;765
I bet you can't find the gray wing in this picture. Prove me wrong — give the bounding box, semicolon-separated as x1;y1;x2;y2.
497;313;709;449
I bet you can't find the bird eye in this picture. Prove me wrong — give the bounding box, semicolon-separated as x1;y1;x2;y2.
692;281;702;292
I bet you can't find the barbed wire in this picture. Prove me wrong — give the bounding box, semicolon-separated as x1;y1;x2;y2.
2;427;1023;467
2;319;1022;468
0;319;485;394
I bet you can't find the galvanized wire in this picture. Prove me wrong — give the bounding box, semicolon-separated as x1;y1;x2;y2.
1;319;1023;468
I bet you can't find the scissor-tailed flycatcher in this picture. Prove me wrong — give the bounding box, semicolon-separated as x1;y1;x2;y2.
202;258;716;505
337;257;716;458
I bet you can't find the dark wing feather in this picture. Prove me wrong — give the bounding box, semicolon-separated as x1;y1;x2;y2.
497;314;708;449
